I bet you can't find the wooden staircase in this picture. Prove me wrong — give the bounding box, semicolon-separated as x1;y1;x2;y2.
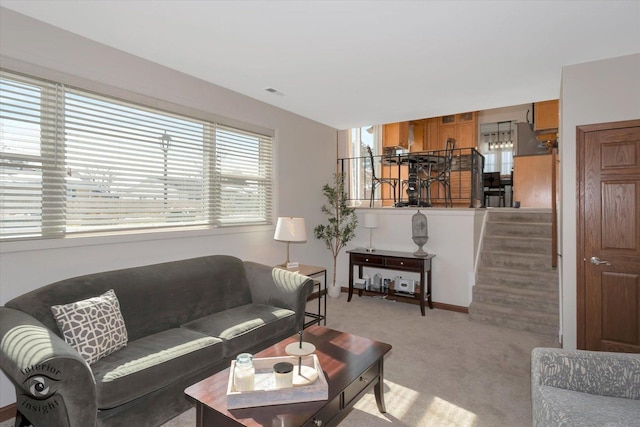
469;209;559;337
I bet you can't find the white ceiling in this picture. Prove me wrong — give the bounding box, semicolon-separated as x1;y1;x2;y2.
1;1;639;129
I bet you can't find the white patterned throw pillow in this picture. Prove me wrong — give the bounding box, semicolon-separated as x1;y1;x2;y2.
51;289;128;365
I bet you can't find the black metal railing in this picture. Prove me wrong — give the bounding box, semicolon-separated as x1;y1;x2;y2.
338;148;485;208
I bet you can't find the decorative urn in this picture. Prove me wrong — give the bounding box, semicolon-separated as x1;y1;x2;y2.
411;210;429;257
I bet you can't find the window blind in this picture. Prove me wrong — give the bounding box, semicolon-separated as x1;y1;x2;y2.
0;73;65;239
214;125;272;225
0;69;273;240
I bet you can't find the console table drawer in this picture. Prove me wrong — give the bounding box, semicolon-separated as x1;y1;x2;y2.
351;254;384;266
343;362;379;407
385;257;422;269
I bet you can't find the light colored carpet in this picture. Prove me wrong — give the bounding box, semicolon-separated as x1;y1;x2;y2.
164;294;558;427
1;294;559;427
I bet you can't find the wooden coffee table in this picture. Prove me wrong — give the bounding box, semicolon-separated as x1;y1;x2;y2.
184;326;392;427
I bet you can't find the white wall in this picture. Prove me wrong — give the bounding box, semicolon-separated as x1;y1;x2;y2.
0;9;338;407
560;53;640;349
342;208;484;308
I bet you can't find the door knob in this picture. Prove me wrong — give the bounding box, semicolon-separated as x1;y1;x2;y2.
590;256;611;266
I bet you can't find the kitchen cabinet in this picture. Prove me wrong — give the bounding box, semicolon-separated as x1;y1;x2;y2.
438;120;457;146
410;120;426;152
449;171;474;207
379;113;478;207
424;118;439;151
513;154;553;208
456;120;477;149
382;111;478;152
383;122;409;148
382;113;477;151
534;100;559;131
436;112;478;149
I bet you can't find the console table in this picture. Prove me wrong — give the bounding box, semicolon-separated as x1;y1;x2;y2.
347;249;435;316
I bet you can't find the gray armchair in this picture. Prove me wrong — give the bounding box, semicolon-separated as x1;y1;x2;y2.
531;347;640;427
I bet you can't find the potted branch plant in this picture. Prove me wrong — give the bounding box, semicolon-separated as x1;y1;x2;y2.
314;173;358;298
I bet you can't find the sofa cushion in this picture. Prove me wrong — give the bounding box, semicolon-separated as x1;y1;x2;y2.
535;385;640;426
50;289;128;365
7;255;253;343
182;303;295;357
91;327;223;409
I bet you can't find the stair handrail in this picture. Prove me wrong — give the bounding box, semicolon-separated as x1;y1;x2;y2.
551;148;558;268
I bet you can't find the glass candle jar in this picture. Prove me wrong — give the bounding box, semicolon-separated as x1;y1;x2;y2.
233;353;255;392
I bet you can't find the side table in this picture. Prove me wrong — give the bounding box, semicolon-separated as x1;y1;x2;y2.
279;264;327;328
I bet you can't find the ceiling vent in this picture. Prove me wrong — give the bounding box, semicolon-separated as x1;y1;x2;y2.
264;88;284;96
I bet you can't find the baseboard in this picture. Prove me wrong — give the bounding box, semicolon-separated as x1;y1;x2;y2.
338;287;469;313
0;403;16;423
432;302;469;313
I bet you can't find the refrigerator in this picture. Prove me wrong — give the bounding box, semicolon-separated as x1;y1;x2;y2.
513;122;548;156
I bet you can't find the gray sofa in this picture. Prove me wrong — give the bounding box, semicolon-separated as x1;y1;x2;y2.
531;347;640;426
0;255;313;427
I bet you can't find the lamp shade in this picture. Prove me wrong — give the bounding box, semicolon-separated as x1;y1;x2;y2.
274;217;307;242
363;213;379;229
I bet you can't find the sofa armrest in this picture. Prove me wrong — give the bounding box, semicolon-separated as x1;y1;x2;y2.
244;262;314;331
0;307;97;427
531;347;640;400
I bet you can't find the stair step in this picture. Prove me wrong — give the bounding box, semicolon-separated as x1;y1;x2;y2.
472;285;558;314
476;266;558;290
482;235;551;254
485;221;551;238
471;208;557;336
487;209;552;224
469;301;559;336
480;250;554;270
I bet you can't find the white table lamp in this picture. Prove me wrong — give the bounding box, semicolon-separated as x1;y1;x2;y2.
364;213;379;252
274;217;307;268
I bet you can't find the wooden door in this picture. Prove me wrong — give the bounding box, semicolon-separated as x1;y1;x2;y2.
577;119;640;353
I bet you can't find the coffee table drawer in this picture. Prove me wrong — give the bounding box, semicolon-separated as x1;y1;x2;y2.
303;394;341;427
343;362;379;407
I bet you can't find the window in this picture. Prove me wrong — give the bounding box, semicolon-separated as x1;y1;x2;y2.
482;148;513;175
0;70;272;240
345;125;380;206
500;150;513;176
480;123;513;176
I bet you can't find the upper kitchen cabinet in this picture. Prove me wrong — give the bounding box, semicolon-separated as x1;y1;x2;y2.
409;120;426;152
424;118;440;151
534;100;559;131
383;122;410;148
437;112;478;149
382;112;478;151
